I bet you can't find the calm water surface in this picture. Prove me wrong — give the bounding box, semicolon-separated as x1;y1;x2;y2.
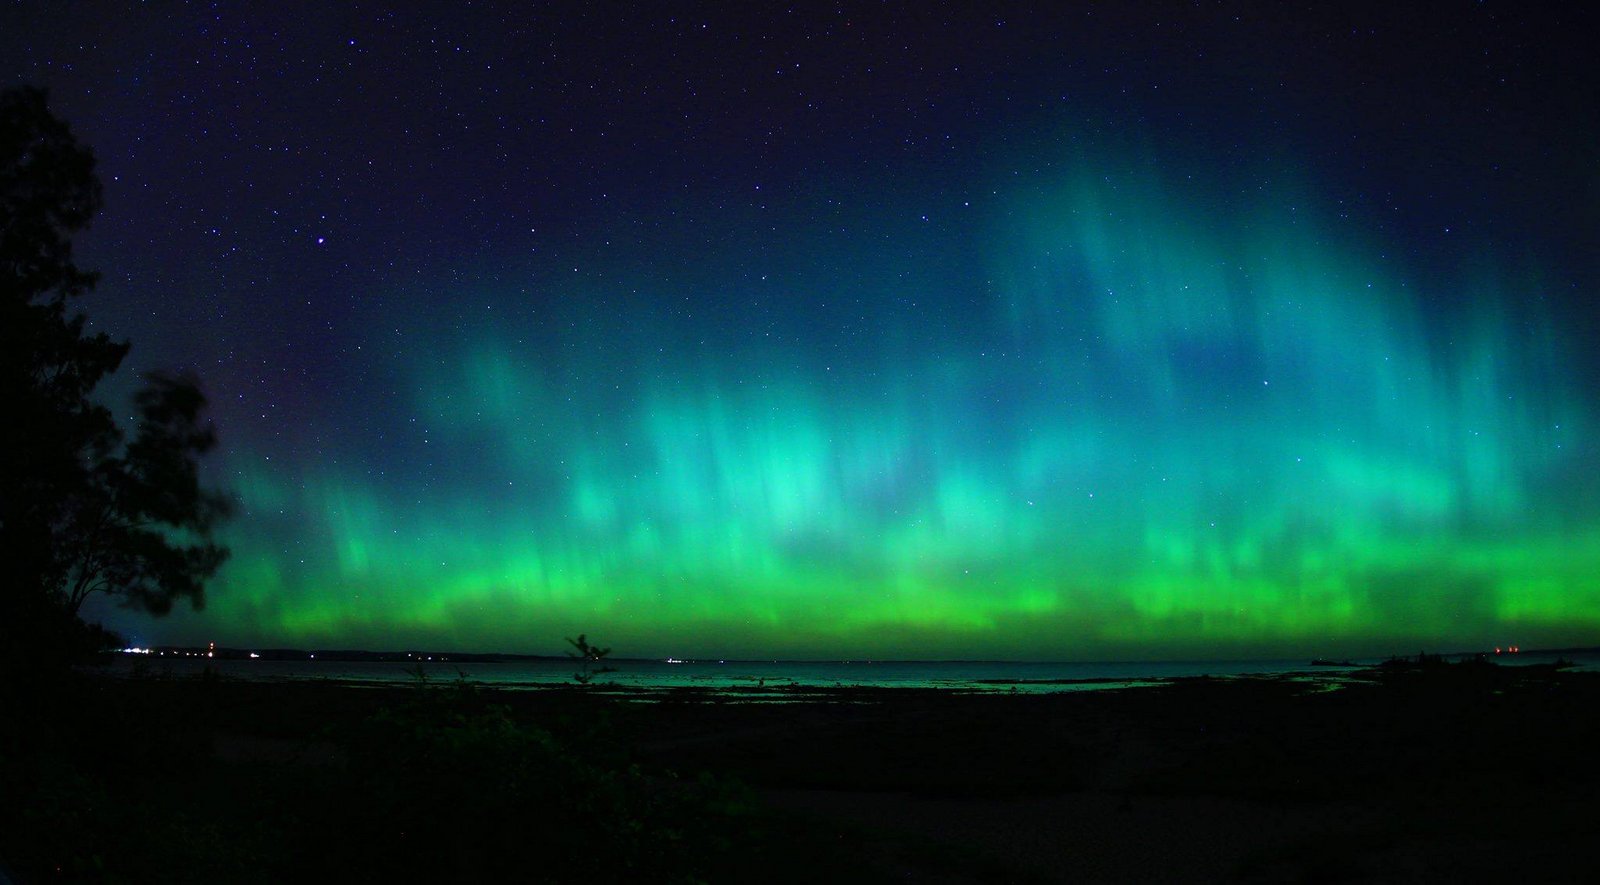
106;649;1600;694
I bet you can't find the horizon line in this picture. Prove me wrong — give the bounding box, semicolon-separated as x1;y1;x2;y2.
112;643;1600;665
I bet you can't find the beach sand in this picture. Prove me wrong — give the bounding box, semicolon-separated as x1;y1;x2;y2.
9;663;1596;882
621;669;1599;882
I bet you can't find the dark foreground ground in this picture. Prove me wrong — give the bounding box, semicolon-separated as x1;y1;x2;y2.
3;662;1597;883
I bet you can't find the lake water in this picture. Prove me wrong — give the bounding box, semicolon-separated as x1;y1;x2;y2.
105;648;1600;695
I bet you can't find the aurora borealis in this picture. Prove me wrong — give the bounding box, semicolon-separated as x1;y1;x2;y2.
9;3;1597;658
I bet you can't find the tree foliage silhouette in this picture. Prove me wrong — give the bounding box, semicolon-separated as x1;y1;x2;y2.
1;86;231;661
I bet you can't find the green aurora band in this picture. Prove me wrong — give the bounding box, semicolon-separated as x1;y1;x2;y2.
111;142;1599;660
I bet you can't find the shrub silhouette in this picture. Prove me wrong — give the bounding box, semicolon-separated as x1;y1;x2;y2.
567;633;617;685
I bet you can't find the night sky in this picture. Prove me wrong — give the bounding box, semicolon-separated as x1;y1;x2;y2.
7;2;1597;659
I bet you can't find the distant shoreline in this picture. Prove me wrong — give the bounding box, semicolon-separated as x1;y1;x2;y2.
89;646;1600;699
100;644;1600;665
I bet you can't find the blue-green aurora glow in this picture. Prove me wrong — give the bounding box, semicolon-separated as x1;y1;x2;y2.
105;137;1597;659
33;5;1589;660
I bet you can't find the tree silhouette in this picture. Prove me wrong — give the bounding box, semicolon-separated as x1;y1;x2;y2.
1;86;231;663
